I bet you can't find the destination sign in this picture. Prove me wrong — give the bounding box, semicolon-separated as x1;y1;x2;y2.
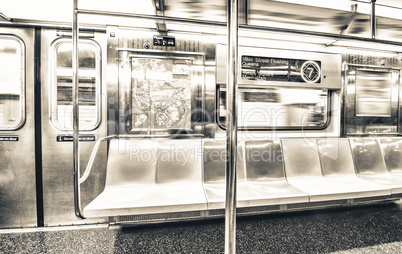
241;55;321;84
56;135;96;142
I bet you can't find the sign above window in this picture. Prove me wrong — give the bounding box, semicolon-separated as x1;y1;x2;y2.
216;44;341;89
241;55;322;84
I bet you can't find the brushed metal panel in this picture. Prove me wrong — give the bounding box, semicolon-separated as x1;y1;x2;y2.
40;28;108;226
0;27;37;228
344;57;401;135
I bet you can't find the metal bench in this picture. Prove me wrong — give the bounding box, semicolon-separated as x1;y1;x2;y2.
244;140;308;205
282;138;391;202
373;138;402;197
203;141;259;209
318;138;390;198
84;138;207;217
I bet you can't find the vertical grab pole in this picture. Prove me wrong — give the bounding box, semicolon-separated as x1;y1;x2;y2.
370;0;376;39
73;0;84;219
225;0;238;253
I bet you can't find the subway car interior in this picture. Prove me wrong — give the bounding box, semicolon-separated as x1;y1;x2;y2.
0;0;402;232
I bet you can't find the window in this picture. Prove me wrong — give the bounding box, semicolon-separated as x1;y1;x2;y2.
0;36;24;130
218;86;329;130
51;39;101;131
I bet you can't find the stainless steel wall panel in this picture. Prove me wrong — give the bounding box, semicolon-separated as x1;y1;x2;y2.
344;52;402;135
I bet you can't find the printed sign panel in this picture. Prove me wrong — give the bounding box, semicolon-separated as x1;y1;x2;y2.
241;55;321;84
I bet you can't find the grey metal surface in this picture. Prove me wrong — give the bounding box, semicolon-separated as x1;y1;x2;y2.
282;138;390;202
344;62;401;135
84;139;207;217
40;28;108;226
0;27;37;228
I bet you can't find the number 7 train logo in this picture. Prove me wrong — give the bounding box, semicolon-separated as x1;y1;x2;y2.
301;60;321;83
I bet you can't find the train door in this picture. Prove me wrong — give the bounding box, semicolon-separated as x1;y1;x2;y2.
0;27;37;228
40;28;108;226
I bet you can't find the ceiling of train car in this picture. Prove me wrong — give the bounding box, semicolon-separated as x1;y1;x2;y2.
165;0;227;22
2;0;402;42
163;0;402;42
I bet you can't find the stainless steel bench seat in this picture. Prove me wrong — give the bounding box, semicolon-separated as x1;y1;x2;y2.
204;140;308;209
84;139;207;217
282;139;391;202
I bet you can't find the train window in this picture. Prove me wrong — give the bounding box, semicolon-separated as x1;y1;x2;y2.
0;36;25;130
217;86;329;130
51;40;101;131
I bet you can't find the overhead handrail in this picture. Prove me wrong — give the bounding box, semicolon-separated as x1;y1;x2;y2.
0;12;12;22
75;8;402;48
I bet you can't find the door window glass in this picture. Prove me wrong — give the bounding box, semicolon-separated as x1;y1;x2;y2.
52;40;101;130
0;36;24;130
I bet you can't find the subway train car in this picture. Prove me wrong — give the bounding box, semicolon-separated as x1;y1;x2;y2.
1;0;402;229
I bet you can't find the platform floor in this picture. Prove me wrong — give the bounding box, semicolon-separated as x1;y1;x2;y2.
1;200;401;253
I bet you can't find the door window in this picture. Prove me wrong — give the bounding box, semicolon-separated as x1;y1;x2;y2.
0;36;25;130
